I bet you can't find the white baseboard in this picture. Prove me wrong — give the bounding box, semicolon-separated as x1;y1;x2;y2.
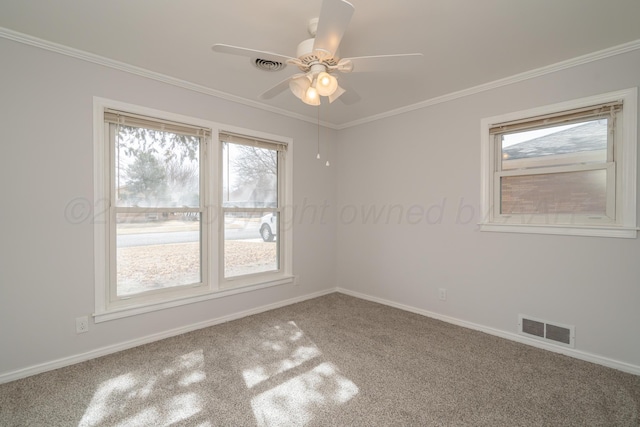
0;288;336;385
336;287;640;376
3;286;637;384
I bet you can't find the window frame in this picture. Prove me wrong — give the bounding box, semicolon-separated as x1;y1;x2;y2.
106;110;210;308
93;98;294;323
218;132;287;287
480;88;637;238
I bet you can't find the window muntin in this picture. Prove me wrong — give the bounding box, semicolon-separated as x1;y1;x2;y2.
220;134;285;282
480;88;637;238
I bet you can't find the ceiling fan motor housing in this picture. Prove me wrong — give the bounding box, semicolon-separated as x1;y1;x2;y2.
296;38;340;71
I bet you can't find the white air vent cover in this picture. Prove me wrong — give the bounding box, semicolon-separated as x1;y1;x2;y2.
518;314;575;348
253;58;286;72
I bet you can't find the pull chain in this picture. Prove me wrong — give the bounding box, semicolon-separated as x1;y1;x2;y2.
316;106;321;160
323;107;330;167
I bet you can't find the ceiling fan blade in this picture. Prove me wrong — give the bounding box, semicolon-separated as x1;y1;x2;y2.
259;79;292;100
259;73;307;100
340;53;424;73
313;0;355;59
212;44;294;64
338;89;361;105
327;85;346;103
334;77;361;104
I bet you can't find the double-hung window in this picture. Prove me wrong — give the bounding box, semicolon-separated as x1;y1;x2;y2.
220;133;287;285
94;99;293;321
480;88;637;238
104;109;208;305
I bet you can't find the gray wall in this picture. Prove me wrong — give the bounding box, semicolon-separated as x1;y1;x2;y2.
335;49;640;369
2;35;639;378
0;38;337;376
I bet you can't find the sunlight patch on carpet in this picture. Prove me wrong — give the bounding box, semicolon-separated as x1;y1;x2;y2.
243;344;322;388
251;362;359;427
241;321;359;426
78;350;206;426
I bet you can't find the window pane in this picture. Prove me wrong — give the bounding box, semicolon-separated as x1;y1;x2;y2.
501;119;607;170
116;213;201;296
501;170;607;215
115;125;200;208
222;142;277;208
224;212;278;278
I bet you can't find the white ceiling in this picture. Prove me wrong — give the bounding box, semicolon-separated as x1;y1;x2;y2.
2;0;640;127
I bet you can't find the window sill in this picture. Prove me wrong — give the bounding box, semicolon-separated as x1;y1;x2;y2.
479;223;638;238
94;275;294;323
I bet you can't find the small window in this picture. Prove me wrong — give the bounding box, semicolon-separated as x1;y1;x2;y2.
480;89;637;238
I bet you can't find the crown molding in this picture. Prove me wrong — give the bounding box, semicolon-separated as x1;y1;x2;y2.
335;38;640;130
0;26;336;129
2;26;639;131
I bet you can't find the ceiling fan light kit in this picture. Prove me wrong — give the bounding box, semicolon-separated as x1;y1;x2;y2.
289;64;339;105
288;74;320;106
317;71;338;97
211;0;423;106
304;82;320;106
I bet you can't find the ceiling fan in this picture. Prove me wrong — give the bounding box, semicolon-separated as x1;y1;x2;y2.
211;0;423;106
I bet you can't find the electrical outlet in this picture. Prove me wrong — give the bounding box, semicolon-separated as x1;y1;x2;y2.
438;288;447;301
76;316;89;334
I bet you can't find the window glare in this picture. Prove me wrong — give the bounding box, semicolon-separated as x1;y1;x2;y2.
115;125;200;208
502;122;589;147
501;119;608;170
222;143;278;208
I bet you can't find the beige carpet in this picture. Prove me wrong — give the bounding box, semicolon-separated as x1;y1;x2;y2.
1;293;639;426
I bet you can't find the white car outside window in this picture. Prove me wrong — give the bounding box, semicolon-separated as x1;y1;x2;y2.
259;213;277;242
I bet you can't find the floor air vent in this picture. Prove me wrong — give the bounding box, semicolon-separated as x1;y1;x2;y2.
518;315;575;348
